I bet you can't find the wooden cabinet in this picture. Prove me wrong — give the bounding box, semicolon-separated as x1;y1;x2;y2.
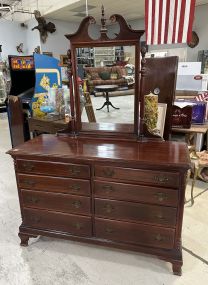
8;135;190;276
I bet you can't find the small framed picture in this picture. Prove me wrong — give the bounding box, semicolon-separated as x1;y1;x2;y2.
60;55;68;67
156;103;167;138
42;52;53;57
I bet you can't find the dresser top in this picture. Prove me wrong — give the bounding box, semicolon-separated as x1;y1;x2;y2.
8;134;191;169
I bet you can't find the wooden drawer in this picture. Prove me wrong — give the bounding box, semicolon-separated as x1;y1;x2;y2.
94;165;179;188
16;159;90;179
23;208;92;237
95;218;175;249
18;174;91;196
22;190;91;215
94;180;178;206
95;198;177;227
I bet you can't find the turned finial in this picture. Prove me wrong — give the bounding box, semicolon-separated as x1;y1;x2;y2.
100;5;107;34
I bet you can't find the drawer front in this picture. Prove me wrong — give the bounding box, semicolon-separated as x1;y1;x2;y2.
95;218;175;249
94;180;178;206
94;166;179;188
23;208;92;237
18;174;91;196
17;160;90;179
22;190;91;215
95;198;177;227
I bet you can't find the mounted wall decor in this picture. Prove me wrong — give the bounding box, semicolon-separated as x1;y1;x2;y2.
32;10;56;43
187;31;199;48
16;43;23;53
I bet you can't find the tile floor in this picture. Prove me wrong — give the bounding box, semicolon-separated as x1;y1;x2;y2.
1;113;208;285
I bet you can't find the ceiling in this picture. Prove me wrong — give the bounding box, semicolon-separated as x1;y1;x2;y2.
45;0;208;22
1;0;208;22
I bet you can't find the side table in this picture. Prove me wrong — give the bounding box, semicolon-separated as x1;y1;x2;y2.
94;85;119;112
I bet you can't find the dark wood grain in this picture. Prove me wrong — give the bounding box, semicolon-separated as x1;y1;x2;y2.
95;218;175;249
16;159;90;179
8;135;191;170
22;190;91;215
94;165;180;188
18;174;91;196
23;208;92;237
95;198;177;227
94;180;178;206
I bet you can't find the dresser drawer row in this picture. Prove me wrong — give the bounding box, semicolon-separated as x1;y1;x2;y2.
23;208;92;237
95;198;177;227
18;174;91;196
94;180;178;206
95;218;175;249
16;160;90;179
94;166;179;188
23;208;175;249
22;190;91;215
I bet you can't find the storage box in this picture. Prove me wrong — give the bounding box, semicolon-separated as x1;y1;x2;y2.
172;100;207;128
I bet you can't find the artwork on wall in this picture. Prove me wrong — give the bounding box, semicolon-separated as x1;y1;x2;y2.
42;52;53;57
60;55;68;67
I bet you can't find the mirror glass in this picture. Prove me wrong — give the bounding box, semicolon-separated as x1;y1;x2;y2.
76;45;136;132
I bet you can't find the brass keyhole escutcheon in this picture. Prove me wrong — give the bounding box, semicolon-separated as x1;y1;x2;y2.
103;168;115;178
102;185;113;192
69;166;81;175
75;222;82;230
154;192;168;202
71;184;81;191
28;196;39;203
106;227;113;234
103;204;114;213
155;234;164;242
72;200;82;209
22;162;35;172
23;180;36;187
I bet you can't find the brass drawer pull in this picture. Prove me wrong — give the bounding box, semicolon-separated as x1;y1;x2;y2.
71;184;81;191
102;185;113;192
103;168;115;178
22;162;35;172
154;176;169;183
69;166;81;175
154;192;168;202
72;200;82;208
106;227;114;233
103;203;114;213
27;196;39;203
75;222;82;230
23;180;36;187
155;234;164;242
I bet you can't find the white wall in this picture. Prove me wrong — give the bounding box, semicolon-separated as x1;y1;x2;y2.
0;20;27;60
25;19;41;55
40;19;79;59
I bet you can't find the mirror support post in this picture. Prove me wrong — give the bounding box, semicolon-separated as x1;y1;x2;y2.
138;46;146;139
67;49;76;137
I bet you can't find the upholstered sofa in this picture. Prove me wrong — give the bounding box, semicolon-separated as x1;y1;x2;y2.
84;66;128;93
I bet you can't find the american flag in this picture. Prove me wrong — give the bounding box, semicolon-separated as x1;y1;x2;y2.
145;0;196;45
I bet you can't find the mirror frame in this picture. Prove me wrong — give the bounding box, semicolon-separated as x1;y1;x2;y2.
65;7;144;139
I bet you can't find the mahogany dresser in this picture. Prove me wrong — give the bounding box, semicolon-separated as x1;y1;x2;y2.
8;134;190;275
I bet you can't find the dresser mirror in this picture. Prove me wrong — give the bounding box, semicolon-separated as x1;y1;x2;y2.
76;45;135;128
65;7;144;138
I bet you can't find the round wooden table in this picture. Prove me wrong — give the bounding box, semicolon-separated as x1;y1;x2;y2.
94;84;119;112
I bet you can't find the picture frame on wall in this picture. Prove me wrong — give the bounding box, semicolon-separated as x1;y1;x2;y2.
60;55;68;67
42;52;53;57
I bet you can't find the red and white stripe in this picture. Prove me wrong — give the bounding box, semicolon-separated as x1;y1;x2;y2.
145;0;196;45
